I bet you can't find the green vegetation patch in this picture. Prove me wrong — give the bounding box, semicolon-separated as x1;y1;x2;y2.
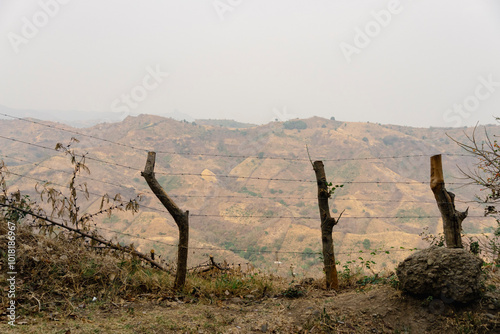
283;120;307;130
157;175;182;192
396;207;429;224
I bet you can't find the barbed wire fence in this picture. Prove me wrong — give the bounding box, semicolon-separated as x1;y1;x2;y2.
0;113;497;278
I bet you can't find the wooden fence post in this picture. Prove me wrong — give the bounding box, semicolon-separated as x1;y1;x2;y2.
142;151;189;290
430;154;468;248
313;160;340;290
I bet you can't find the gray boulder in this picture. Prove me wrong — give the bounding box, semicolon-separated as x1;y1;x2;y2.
396;246;484;303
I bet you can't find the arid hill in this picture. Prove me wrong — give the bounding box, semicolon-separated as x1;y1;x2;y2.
0;115;497;276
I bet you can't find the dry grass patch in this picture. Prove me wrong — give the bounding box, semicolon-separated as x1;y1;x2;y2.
0;219;176;317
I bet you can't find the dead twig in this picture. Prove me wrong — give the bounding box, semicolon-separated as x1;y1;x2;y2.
209;255;230;271
0;203;168;271
30;292;42;312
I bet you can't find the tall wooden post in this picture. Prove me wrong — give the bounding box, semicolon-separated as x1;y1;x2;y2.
313;160;339;290
430;154;468;248
142;152;189;290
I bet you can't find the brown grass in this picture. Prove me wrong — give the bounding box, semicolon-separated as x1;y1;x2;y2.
0;218;291;317
0;218;177;316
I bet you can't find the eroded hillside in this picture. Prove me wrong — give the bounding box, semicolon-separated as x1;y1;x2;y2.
0;115;496;276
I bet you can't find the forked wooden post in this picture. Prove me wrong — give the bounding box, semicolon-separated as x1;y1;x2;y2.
313;160;340;290
142;151;189;290
430;154;468;248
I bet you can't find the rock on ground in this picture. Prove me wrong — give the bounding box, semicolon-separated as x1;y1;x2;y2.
396;246;484;303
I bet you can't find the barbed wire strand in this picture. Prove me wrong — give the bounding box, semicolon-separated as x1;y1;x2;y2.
1;202;420;257
189;213;489;220
0;112;472;162
0;154;130;190
2;156;483;208
0;134;474;186
2;165;495;223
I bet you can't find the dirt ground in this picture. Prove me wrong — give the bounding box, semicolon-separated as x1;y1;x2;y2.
2;284;498;334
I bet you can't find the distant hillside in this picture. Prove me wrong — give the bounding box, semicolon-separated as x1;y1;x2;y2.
0;105;195;128
195;119;256;128
0;104;128;128
0;114;497;276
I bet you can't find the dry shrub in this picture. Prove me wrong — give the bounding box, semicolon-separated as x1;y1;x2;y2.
0;219;174;315
0;217;292;316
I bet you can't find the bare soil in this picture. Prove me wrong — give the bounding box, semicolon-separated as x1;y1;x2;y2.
2;284;498;333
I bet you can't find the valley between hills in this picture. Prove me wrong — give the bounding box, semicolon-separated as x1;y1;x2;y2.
0;115;497;277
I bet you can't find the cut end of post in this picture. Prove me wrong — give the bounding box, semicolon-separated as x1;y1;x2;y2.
144;151;157;174
147;151;156;162
430;154;444;191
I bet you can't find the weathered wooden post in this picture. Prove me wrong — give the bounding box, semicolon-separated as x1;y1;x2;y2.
142;152;189;290
430;154;468;248
313;160;340;290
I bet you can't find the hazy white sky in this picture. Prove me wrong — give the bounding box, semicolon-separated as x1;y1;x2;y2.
1;0;500;127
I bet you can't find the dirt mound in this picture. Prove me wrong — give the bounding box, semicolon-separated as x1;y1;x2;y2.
397;246;484;303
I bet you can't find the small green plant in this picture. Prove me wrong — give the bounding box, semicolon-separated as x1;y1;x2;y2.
356;274;384;287
387;274;399;289
282;285;304;298
326;182;343;197
421;295;434;307
470;240;480;255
